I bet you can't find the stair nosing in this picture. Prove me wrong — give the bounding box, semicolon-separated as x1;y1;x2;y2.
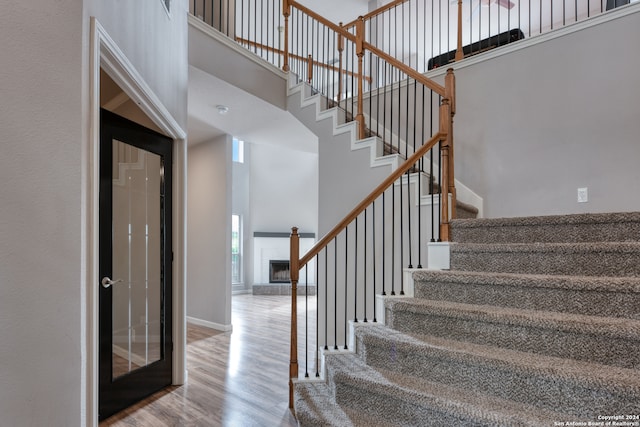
412;270;640;294
451;241;640;253
450;212;640;228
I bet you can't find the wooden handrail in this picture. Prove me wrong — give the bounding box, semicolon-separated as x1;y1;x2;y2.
288;0;357;44
286;1;445;97
343;0;409;29
299;132;446;268
235;37;372;83
363;41;446;96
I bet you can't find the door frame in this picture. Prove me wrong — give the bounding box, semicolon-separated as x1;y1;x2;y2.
87;17;187;426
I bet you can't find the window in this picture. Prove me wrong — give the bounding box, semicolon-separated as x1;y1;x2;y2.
231;214;242;284
232;138;244;163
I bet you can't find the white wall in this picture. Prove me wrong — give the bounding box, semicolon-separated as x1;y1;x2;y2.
451;7;640;218
1;1;188;425
187;135;232;329
232;142;252;289
250;143;318;235
0;2;84;425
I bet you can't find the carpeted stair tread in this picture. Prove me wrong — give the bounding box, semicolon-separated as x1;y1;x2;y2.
324;352;566;427
352;324;640;416
386;298;640;341
450;241;640;277
384;298;640;368
354;324;640;393
413;270;640;318
413;270;640;294
451;211;640;243
294;380;359;426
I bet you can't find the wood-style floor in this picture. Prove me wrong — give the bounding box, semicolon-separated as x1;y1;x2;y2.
100;294;316;427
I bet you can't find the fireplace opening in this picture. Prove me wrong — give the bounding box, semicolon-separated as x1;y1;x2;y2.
269;260;290;283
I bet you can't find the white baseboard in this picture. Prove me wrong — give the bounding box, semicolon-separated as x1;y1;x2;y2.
186;316;233;332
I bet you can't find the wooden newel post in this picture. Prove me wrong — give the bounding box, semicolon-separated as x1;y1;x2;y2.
307;55;313;84
445;69;457;219
283;0;290;72
288;227;300;409
355;16;366;140
439;99;451;241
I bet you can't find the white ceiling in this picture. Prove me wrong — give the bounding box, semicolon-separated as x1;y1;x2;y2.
187;65;318;152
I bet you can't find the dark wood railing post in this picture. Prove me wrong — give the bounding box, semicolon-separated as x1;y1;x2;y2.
307;54;313;84
355;16;366;140
439;98;451;241
455;0;464;61
445;69;457;218
283;0;290;72
289;227;300;409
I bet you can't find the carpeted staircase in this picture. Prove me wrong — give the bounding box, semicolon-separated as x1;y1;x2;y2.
294;212;640;426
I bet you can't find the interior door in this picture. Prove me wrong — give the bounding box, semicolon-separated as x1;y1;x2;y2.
99;109;173;421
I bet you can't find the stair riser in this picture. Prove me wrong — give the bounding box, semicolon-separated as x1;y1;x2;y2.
357;336;640;417
413;280;640;319
450;248;640;277
386;309;640;369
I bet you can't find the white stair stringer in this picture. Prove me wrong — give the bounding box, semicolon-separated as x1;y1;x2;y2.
287;75;483;218
287;75;400;172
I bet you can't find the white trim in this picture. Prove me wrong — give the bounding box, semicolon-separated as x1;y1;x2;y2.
426;2;640;77
187;316;234;332
427;242;451;270
188;14;286;79
87;17;188;427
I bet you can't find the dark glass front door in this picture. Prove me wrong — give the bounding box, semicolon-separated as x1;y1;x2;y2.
99;109;173;421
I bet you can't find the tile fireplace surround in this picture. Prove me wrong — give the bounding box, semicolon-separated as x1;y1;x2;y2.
252;232;316;296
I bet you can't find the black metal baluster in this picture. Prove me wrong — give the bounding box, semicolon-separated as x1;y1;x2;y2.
354;216;358;323
315;253;320;377
391;180;396;295
381;191;387;296
430;90;436;243
372;200;378;322
363;208;368;323
343;228;348;349
333;238;338;350
323;247;328;351
383;61;388;146
253;0;258;53
304;265;309;378
418;84;425;269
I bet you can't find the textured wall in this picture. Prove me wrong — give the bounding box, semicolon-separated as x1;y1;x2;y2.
452;8;640;218
187;136;232;328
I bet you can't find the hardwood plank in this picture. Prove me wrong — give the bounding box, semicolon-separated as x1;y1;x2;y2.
100;294;315;426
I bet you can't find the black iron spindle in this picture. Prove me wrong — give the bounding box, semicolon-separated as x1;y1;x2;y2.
333;238;338;350
363;208;368;323
391;179;396;295
315;253;320;377
382;191;386;296
304;265;309;377
323;246;328;351
372;199;378;322
353;216;358;323
343;228;348;349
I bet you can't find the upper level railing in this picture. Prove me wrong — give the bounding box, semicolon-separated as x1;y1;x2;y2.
191;0;615;75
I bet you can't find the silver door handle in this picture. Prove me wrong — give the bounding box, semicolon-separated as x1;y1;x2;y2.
101;277;124;288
